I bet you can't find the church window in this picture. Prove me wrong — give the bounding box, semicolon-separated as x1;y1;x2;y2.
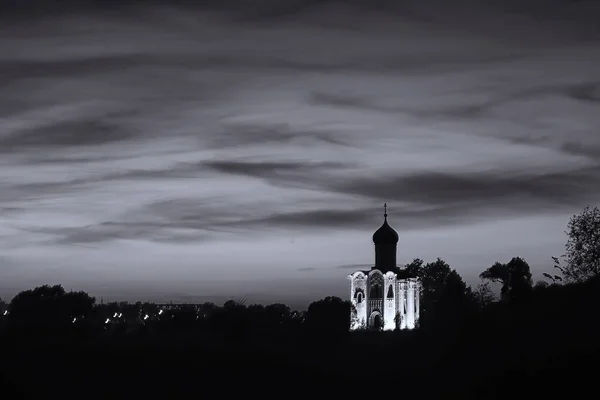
354;288;364;303
386;284;393;299
370;284;382;298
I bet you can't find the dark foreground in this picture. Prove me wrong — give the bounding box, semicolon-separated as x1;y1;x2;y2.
1;331;597;399
2;277;600;399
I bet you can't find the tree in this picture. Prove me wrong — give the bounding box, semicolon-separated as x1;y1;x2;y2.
0;296;6;320
480;257;532;302
562;205;600;283
264;303;291;328
394;312;402;330
534;281;549;290
472;282;496;308
404;258;424;278
419;258;472;325
305;296;350;334
350;304;360;330
8;285;95;332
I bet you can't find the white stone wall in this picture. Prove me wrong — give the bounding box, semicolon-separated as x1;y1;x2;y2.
397;280;407;330
349;271;421;331
367;270;384;329
414;280;421;328
383;272;396;331
407;279;416;329
348;272;367;330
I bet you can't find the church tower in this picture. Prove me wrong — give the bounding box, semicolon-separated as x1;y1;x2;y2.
372;203;399;273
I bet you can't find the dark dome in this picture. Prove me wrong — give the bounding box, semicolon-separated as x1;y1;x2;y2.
372;217;399;245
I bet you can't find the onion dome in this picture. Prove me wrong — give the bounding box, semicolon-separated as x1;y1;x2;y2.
372;203;399;245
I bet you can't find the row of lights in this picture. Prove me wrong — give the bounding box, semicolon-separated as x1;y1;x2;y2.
2;309;306;326
18;306;279;326
103;310;167;325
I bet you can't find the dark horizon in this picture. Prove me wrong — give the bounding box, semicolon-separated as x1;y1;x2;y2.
1;0;599;306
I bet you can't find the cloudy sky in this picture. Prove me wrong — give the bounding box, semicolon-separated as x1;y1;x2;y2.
1;0;599;309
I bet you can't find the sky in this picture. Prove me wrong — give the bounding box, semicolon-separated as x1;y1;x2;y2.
1;0;599;309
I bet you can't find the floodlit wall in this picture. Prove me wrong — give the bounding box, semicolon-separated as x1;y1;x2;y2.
349;270;421;331
398;280;407;330
348;272;368;330
406;279;416;329
383;272;396;331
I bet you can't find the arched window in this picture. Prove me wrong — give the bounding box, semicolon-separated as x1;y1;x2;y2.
354;288;364;303
387;284;394;299
370;284;382;298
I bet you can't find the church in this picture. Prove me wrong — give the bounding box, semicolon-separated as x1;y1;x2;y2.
348;204;421;331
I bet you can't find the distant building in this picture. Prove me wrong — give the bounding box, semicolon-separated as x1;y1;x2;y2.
347;204;421;331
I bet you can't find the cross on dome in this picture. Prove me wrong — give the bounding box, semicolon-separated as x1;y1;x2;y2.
372;202;398;245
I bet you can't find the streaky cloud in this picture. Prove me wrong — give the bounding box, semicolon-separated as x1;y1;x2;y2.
202;159;354;181
328;166;600;211
205;123;352;150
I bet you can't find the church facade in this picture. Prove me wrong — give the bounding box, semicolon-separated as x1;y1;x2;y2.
348;204;421;331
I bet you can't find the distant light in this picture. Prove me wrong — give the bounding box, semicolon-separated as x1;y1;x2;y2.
2;311;7;316
113;312;118;318
118;313;123;318
144;314;149;320
72;317;77;323
158;309;163;315
105;318;110;324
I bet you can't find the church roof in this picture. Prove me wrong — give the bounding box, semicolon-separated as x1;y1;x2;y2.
372;203;399;245
369;266;416;279
395;268;416;280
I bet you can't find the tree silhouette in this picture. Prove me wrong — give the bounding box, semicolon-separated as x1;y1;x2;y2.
210;300;249;338
562;205;600;283
418;258;471;326
473;282;496;308
534;280;549;290
264;303;291;327
0;296;6;325
480;257;532;302
304;296;350;334
404;258;424;278
8;285;95;332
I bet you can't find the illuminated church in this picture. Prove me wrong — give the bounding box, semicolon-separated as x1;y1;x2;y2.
348;204;421;331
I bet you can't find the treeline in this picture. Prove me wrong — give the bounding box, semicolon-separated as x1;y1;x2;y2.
2;205;598;338
0;256;581;339
0;286;353;339
0;255;560;339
